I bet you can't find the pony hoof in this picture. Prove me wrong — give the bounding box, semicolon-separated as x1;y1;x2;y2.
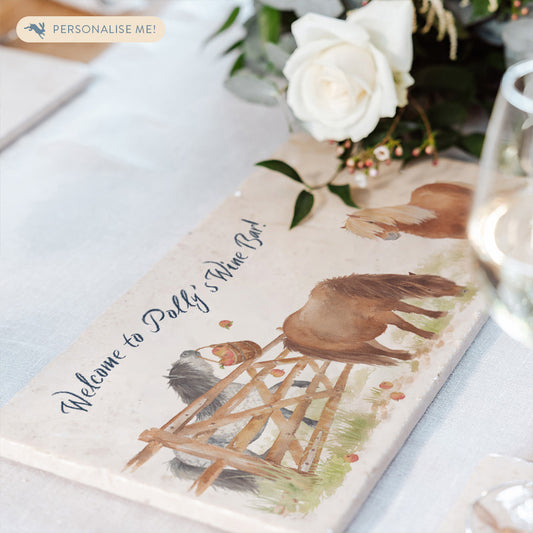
384;231;400;240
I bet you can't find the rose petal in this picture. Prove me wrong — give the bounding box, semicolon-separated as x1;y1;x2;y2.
369;47;398;117
291;12;370;48
318;44;375;87
347;90;381;141
288;60;366;136
394;71;414;107
283;38;340;79
347;0;413;73
304;64;355;120
286;65;319;122
284;5;412;142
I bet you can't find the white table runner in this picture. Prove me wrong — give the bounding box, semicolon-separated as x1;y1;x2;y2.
0;2;532;532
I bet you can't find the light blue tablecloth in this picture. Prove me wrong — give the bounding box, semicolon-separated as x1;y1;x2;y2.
1;2;532;532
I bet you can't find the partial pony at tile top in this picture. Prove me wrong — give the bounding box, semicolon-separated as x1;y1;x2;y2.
344;182;473;241
209;0;514;229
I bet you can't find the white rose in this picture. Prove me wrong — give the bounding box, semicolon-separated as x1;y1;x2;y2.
283;0;414;142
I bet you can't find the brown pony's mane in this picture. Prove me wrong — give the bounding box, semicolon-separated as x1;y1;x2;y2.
316;273;463;301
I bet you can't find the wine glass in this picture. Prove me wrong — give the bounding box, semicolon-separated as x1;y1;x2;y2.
465;481;533;533
468;58;533;348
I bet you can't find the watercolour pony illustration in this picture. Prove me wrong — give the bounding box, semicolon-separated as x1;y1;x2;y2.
124;177;475;506
126;270;466;503
344;182;473;240
282;273;464;365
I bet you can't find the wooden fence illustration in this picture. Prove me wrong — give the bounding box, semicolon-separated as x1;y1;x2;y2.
124;336;353;495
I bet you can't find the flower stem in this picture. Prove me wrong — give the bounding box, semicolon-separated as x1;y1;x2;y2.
409;96;438;163
310;163;344;190
409;98;433;142
380;107;405;146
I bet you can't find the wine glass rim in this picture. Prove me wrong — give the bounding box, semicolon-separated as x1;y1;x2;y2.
475;479;533;499
465;480;533;533
502;58;533;113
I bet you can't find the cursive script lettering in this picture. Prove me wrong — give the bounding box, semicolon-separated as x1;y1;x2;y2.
53;218;266;414
141;285;209;333
52;350;125;413
204;219;264;292
234;219;264;250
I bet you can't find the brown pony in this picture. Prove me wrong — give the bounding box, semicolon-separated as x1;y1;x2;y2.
344;182;472;240
283;273;464;365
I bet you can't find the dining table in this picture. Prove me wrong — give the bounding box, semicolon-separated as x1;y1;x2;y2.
1;1;532;532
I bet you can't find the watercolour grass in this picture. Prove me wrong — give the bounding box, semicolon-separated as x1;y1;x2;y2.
0;138;485;533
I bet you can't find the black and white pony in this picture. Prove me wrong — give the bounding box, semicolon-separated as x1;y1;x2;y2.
166;350;316;493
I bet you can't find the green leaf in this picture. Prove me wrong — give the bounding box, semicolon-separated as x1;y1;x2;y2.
427;102;468;128
327;184;358;208
452;13;470;39
263;0;344;17
256;159;304;183
259;5;281;44
459;132;485;158
471;0;491;19
229;53;245;76
205;6;240;43
278;33;296;54
224;72;280;105
361;119;393;147
395;120;424;135
415;65;475;102
242;15;270;76
486;51;506;72
434;129;460;151
290;190;314;229
264;42;290;71
222;39;244;55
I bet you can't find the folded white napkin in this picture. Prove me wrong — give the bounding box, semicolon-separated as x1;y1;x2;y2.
0;47;91;150
52;0;147;15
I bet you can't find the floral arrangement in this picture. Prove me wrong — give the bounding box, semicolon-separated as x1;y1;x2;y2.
210;0;523;227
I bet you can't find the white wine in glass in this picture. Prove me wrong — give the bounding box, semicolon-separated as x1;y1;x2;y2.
468;59;533;348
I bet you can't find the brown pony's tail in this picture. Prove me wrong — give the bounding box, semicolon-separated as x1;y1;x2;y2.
344;205;436;239
319;273;465;301
283;337;413;366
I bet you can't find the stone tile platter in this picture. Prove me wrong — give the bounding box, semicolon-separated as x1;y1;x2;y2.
0;136;485;533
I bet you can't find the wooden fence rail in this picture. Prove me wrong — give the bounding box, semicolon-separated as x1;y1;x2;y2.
124;355;260;472
298;363;353;474
192;355;311;495
180;389;334;437
125;340;353;496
